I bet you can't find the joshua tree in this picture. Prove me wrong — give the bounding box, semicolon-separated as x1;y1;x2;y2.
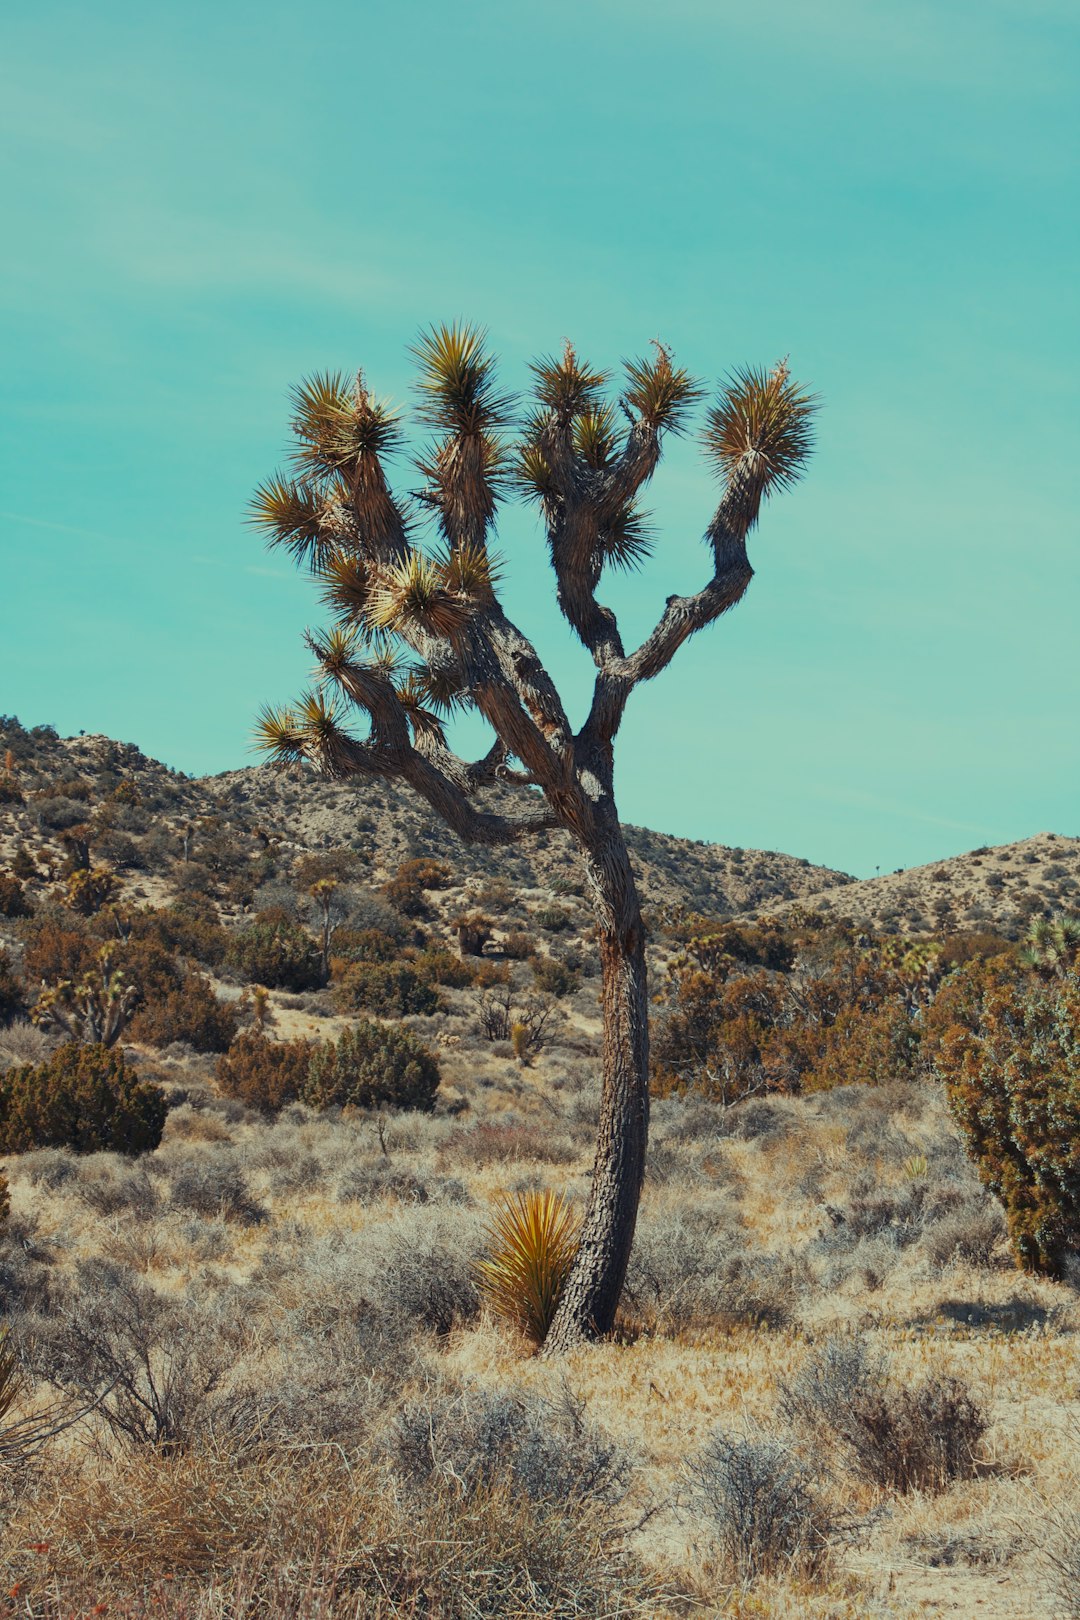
252;326;816;1349
1021;914;1080;979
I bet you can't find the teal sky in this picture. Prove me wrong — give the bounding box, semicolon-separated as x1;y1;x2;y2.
1;0;1077;877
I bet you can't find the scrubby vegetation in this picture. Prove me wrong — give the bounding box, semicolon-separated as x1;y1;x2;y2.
0;719;1078;1614
0;1042;166;1154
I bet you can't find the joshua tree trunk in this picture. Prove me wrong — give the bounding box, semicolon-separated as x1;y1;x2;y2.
546;825;649;1350
252;327;815;1351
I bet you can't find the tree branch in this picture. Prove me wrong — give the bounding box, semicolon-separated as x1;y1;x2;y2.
581;524;754;748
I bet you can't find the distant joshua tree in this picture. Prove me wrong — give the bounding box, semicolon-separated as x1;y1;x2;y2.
252;326;816;1350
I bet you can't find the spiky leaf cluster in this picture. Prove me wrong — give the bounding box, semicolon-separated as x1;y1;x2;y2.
621;344;704;435
703;362;817;527
289;371;402;479
411;323;515;436
475;1189;581;1347
530;342;608;418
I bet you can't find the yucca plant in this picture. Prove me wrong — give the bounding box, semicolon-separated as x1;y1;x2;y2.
476;1191;581;1348
252;323;816;1350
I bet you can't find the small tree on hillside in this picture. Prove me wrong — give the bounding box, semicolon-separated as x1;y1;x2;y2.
252;326;816;1350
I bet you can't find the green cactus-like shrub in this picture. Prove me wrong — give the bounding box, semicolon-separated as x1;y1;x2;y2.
931;961;1080;1275
0;1043;167;1156
224;914;323;991
303;1019;440;1113
217;1031;316;1114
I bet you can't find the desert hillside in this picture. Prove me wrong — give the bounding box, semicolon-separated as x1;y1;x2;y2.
1;723;1076;936
0;713;1078;1619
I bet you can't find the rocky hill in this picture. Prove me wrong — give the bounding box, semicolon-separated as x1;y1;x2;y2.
1;718;1076;936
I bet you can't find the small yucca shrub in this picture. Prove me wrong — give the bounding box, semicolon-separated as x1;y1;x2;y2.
476;1190;580;1347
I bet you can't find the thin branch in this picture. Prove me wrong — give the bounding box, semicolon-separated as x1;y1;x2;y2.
581;525;754;748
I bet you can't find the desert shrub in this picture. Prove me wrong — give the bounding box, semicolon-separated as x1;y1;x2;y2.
382;857;452;917
31;1259;233;1449
535;906;571;932
128;976;239;1053
0;1043;166;1156
331;959;442;1016
445;1121;578;1168
330;925;401;963
476;1190;580;1346
393;1384;630;1506
931;962;1080;1274
74;1160;159;1219
686;1429;834;1581
624;1209;801;1333
338;1163;433;1205
22;918;96;986
216;1031;315;1113
476;985;557;1050
130;902;229;971
0;1172;9;1230
473;958;512;987
339;889;413;940
367;1221;480;1335
0;951;25;1028
225;914;323;991
500;930;536;960
303;1019;440;1112
38;775;93;802
9;847;37;880
0;776;23;805
652;934;933;1101
168;1160;267;1225
413;946;475;987
35;796;89;831
531;954;579;997
780;1335;986;1492
92;827;140;869
923;1201;1007;1269
0;874;31;918
172;859;215;897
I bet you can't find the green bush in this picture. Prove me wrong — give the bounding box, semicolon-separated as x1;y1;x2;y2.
0;874;31;919
0;1043;167;1155
304;1019;440;1113
413;948;475;988
932;962;1080;1275
331;960;442;1017
531;956;579;998
225;914;323;990
382;858;452;918
0;950;25;1027
331;926;403;964
216;1031;316;1113
10;847;37;880
127;976;239;1053
130;901;229;971
534;907;572;933
0;777;23;806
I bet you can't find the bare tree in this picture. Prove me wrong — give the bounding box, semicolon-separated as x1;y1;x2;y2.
252;327;816;1349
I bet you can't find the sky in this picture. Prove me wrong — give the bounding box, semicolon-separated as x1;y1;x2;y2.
1;0;1077;878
